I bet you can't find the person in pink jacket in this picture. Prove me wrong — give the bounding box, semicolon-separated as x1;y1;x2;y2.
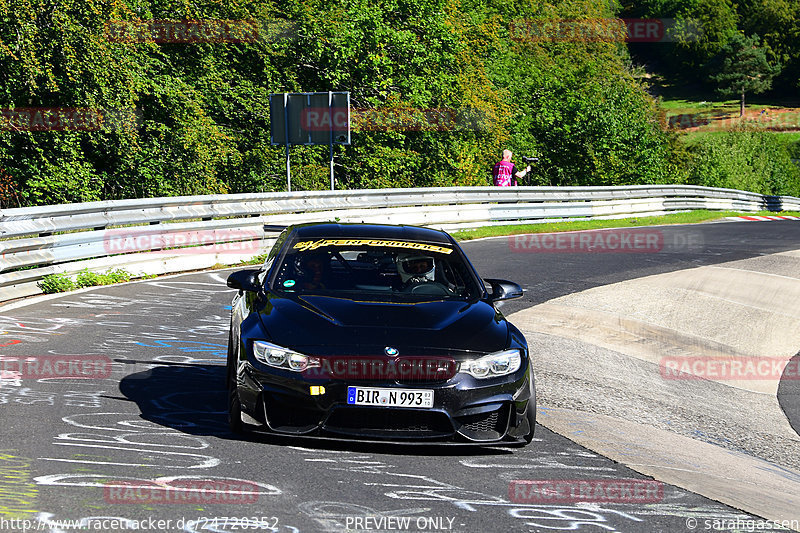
492;149;530;186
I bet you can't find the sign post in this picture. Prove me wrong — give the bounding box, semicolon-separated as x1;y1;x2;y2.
284;93;290;191
328;91;334;191
270;91;350;191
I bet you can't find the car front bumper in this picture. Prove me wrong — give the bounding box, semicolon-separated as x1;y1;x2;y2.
236;362;534;444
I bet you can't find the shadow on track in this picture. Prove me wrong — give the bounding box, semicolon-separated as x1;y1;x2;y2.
778;351;800;438
119;361;228;436
119;361;514;457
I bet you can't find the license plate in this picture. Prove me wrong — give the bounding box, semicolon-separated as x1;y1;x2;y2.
347;386;433;408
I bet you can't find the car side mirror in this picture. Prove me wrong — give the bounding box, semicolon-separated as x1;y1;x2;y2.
484;278;523;302
227;269;262;292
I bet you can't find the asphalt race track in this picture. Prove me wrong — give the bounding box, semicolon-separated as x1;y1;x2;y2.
1;220;799;533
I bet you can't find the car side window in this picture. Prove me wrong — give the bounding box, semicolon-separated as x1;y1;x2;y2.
260;229;289;286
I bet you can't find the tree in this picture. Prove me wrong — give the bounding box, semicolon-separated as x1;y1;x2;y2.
0;0;700;203
735;0;800;92
621;0;740;81
709;32;781;116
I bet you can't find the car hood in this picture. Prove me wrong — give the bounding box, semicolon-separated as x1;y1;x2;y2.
258;294;508;356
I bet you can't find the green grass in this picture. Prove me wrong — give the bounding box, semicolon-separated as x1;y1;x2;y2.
653;79;799;110
450;210;800;241
659;97;733;112
658;94;800;134
659;97;791;114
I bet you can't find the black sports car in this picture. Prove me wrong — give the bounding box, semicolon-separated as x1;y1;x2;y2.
225;222;535;445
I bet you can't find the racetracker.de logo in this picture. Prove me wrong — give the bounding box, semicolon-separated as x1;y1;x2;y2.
302;356;458;381
104;479;259;504
509;229;663;253
104;19;262;43
0;108;139;132
103;228;262;255
0;355;112;380
668;111;800;131
299;107;486;132
509;18;701;43
509;479;664;504
660;356;800;381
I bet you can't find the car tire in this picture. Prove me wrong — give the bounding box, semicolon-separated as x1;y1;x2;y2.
229;397;244;434
522;399;536;444
523;369;537;444
508;402;536;448
227;331;244;434
511;372;536;447
228;382;243;434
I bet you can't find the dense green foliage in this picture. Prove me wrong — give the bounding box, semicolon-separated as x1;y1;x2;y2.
36;273;76;293
0;0;798;208
621;0;799;199
75;267;132;286
622;0;740;79
684;130;800;195
623;0;796;91
38;268;134;293
735;0;800;90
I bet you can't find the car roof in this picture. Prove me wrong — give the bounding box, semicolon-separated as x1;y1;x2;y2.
290;222;453;245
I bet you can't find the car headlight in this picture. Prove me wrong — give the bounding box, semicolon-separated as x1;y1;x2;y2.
460;349;522;379
253;341;312;372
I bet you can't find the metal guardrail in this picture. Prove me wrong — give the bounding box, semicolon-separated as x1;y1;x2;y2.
1;185;799;303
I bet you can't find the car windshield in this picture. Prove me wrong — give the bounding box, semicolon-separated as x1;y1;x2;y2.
271;237;482;301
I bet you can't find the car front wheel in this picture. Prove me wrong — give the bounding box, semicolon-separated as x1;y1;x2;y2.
512;372;536;447
522;399;536;444
227;331;243;434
